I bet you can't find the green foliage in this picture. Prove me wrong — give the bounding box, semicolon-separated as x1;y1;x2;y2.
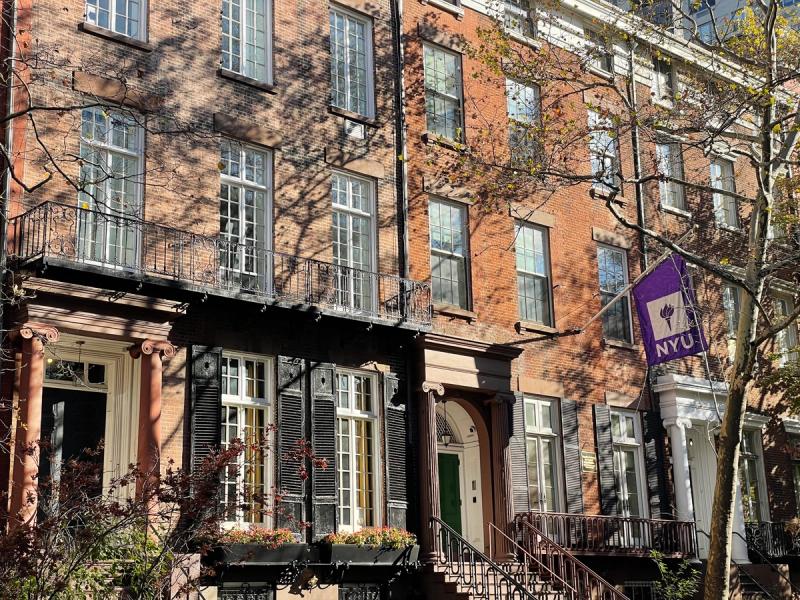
219;527;296;548
651;551;701;600
324;527;417;549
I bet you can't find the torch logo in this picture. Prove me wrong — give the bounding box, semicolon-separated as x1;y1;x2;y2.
647;292;691;341
660;304;675;331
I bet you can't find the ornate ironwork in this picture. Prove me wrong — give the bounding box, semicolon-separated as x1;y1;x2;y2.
745;521;800;558
339;584;383;600
9;202;432;327
218;583;274;599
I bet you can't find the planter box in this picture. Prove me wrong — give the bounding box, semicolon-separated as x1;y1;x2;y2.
326;544;419;565
217;543;310;565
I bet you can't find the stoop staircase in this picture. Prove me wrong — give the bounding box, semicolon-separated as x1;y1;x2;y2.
425;516;630;600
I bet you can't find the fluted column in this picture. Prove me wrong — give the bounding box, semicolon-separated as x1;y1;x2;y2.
418;381;444;563
9;323;59;525
129;340;175;499
490;394;515;562
664;417;694;522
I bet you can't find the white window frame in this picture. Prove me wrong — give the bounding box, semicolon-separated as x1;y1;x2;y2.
524;395;563;512
651;58;675;103
423;44;464;142
587;30;614;74
515;221;553;325
588;109;621;192
506;79;541;165
739;428;769;523
774;296;799;366
220;353;274;526
221;0;273;84
722;284;741;339
504;0;537;39
429;197;470;309
85;0;147;40
610;409;649;519
597;244;634;343
329;6;375;119
336;370;381;533
710;157;738;228
656;142;687;211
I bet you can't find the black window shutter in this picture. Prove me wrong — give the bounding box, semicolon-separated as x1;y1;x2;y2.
276;356;306;535
510;392;530;514
643;409;670;518
561;399;584;514
190;346;222;474
593;404;618;516
310;362;337;540
383;372;408;529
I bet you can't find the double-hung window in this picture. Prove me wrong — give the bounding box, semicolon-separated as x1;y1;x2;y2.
739;430;766;522
774;297;799;365
597;245;632;343
525;396;561;512
656;142;686;210
330;8;374;118
78;107;144;268
423;44;464;141
506;79;541;165
515;222;553;325
336;371;379;532
610;410;647;520
221;354;272;524
430;198;470;309
588;110;621;192
711;158;738;228
221;0;272;84
652;58;674;103
587;31;614;74
504;0;536;38
85;0;146;40
332;172;375;312
722;284;741;339
219;141;271;292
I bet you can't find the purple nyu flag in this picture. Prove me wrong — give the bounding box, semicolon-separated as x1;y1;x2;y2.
632;254;708;366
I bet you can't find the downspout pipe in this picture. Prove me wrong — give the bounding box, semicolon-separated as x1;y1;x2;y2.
627;39;648;271
391;0;409;280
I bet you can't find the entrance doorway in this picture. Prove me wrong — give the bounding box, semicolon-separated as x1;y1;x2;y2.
438;452;462;534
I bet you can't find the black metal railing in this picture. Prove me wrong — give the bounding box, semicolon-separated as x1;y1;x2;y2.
735;529;800;599
519;511;697;557
430;517;536;600
9;202;432;327
745;521;800;559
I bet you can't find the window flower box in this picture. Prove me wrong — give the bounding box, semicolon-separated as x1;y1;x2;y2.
212;527;309;565
322;527;419;565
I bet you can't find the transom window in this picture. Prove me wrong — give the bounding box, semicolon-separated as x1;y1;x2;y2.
221;0;272;84
330;8;374;118
774;297;799;366
336;371;379;532
423;44;464;141
219;141;271;291
610;409;646;518
85;0;146;40
221;354;272;524
504;0;536;38
656;142;686;210
588;110;621;191
597;245;632;343
739;429;766;522
506;79;541;165
515;222;553;325
710;158;738;228
525;396;561;512
429;198;470;309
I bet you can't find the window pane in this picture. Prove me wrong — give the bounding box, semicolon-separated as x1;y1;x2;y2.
222;0;269;82
430;200;468;309
330;9;371;116
424;45;463;140
597;246;631;342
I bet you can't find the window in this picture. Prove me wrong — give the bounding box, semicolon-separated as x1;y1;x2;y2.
525;396;561;512
85;0;146;39
611;410;647;518
774;297;799;365
337;371;379;531
430;199;469;308
78;107;144;268
710;158;738;228
221;0;272;84
587;31;614;74
789;435;800;512
515;222;552;325
722;284;741;338
588;110;621;191
739;429;765;522
698;21;714;44
652;58;674;102
597;245;632;343
332;172;375;311
330;8;374;118
221;354;272;524
656;142;686;210
506;79;541;165
219;141;271;291
423;44;464;141
504;0;536;38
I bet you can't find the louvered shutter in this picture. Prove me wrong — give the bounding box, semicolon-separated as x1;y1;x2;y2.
310;362;336;540
383;372;408;529
593;404;618;516
643;409;670;518
276;356;306;535
561;399;584;514
510;392;530;514
190;346;222;473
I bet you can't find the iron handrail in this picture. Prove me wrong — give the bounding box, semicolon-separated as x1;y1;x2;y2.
733;529;800;599
697;530;778;600
430;516;536;600
516;516;630;600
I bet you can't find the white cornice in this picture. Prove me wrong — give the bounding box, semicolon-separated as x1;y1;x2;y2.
653;373;728;394
783;418;800;435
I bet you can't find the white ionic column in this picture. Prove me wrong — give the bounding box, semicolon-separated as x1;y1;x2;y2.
664;417;695;522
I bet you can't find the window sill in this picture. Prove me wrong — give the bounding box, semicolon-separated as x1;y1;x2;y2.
516;320;557;335
422;131;466;152
659;204;692;219
506;30;541;50
434;304;477;323
218;69;277;94
420;0;465;19
329;105;379;128
78;22;153;51
717;223;743;234
586;65;614;81
603;338;639;351
590;186;625;205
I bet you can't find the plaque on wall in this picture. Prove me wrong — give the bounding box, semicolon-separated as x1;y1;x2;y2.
581;451;597;472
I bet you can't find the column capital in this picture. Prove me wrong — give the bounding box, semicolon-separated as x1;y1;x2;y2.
420;381;444;396
663;416;693;431
129;339;176;360
13;323;60;345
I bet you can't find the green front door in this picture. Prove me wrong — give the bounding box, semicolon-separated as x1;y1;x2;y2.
438;452;462;534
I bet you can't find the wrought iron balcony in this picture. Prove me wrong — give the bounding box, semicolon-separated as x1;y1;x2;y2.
517;511;697;558
9;202;432;328
745;521;800;559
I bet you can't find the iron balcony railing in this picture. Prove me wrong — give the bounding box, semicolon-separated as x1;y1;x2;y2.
745;521;800;559
9;202;432;327
519;511;697;557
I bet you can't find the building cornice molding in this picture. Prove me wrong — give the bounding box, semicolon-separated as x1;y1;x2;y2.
420;332;523;360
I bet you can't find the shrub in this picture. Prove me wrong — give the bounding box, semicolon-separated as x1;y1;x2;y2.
325;527;417;549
